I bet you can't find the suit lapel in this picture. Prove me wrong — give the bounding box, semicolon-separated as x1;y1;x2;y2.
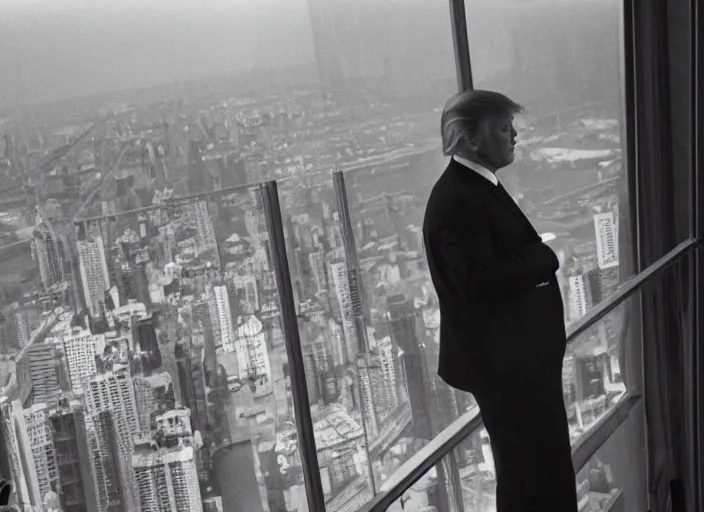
489;183;538;237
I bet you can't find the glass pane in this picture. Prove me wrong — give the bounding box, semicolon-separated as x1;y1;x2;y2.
0;185;306;512
465;0;634;317
337;151;478;495
379;280;645;512
275;2;458;510
0;0;457;511
383;399;646;512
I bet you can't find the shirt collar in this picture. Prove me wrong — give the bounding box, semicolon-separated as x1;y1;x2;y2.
453;154;499;186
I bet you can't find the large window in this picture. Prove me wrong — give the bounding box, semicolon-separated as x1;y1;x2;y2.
465;0;632;318
0;0;658;511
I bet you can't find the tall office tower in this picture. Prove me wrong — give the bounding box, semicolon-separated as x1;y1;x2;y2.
77;236;111;317
23;404;59;501
306;0;358;90
293;248;315;302
594;212;619;270
175;343;199;430
376;337;400;413
135;316;162;373
311;338;339;405
85;372;140;511
327;212;344;250
235;315;273;397
132;376;156;436
302;343;321;404
48;400;101;512
16;342;61;406
0;398;42;508
133;445;203;512
568;274;590;322
207;284;236;353
33;221;64;288
158;224;176;265
92;410;126;511
307;0;452;95
356;354;380;439
192;200;218;257
586;267;605;305
233;274;260;313
309;250;328;294
188;140;207;195
190;344;209;434
387;296;433;440
328;318;349;367
330;261;359;361
62;328;100;394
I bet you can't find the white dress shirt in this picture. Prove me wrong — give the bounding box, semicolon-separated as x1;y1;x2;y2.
453;154;498;186
453;155;549;288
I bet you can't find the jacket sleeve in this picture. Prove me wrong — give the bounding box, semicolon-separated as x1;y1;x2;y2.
437;204;559;303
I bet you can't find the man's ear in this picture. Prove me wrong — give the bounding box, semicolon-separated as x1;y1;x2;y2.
463;133;480;153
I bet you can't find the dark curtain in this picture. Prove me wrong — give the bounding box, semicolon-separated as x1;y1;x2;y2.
631;0;695;510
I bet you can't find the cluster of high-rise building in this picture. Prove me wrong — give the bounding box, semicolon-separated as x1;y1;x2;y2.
0;11;630;507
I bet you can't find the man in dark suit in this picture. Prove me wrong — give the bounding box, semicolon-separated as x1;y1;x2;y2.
423;90;578;512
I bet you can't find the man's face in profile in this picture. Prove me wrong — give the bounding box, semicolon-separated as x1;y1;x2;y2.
474;112;518;171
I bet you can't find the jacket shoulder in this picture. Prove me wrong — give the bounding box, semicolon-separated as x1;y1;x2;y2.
425;168;484;224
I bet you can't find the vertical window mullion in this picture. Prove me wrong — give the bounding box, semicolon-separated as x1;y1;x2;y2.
449;0;473;91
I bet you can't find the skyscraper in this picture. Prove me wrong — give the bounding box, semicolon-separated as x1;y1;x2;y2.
330;261;359;361
192;200;218;258
0;398;42;508
133;376;156;437
387;296;433;440
568;274;590;322
93;410;127;512
85;371;140;511
376;336;400;413
133;445;203;512
62;328;100;394
33;221;64;289
77;236;111;317
23;403;59;502
207;284;236;354
48;400;101;512
16;342;62;406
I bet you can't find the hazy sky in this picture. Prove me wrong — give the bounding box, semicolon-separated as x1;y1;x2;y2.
0;0;316;107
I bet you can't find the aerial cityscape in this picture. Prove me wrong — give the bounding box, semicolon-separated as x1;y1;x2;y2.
0;1;629;511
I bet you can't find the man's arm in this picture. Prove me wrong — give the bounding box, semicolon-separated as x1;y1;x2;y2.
437;209;559;303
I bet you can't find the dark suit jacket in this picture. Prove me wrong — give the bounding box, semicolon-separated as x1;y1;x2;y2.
423;158;567;394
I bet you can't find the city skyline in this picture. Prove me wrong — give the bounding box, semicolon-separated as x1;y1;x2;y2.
0;1;630;510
